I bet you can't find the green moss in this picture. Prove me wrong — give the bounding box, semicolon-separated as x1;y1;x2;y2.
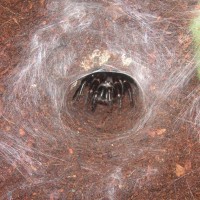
198;65;200;79
190;9;200;79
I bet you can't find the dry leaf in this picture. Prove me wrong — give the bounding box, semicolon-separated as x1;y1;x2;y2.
40;0;45;7
31;165;37;171
29;2;33;9
156;129;166;135
148;128;166;137
176;164;185;177
19;128;26;136
68;148;74;154
12;17;19;25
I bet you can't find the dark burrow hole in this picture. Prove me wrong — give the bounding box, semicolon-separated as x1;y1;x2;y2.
65;71;144;135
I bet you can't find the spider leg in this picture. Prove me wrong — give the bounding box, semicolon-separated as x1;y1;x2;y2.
91;92;98;111
116;88;122;108
114;81;123;108
98;85;107;104
99;86;105;99
73;80;87;100
85;78;100;105
107;87;113;107
119;79;124;95
128;87;134;106
124;80;134;107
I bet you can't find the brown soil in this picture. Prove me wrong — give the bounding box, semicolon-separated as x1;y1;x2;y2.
0;0;200;200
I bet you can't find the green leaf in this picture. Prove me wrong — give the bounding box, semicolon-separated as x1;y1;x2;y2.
190;8;200;80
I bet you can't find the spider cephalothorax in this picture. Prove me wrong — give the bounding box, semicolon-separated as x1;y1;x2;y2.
72;71;137;111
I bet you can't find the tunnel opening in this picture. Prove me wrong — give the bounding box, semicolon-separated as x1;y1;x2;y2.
65;71;145;136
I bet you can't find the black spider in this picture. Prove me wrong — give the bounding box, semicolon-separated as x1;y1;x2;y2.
72;72;137;111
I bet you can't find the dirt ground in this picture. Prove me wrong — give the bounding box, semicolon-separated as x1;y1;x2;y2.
0;0;200;199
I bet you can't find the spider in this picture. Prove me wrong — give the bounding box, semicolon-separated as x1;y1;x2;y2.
72;72;137;111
